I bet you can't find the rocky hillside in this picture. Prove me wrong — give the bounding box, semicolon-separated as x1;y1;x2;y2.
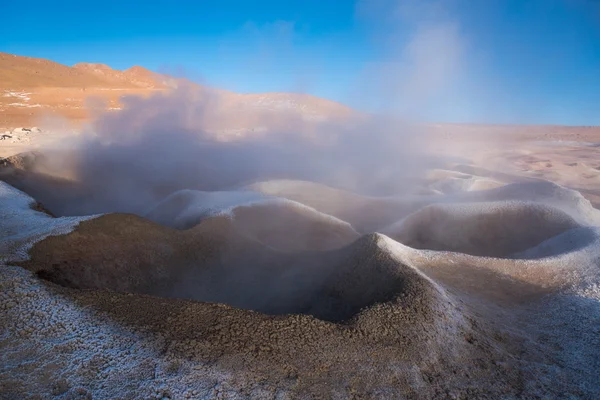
72;62;173;89
0;52;355;130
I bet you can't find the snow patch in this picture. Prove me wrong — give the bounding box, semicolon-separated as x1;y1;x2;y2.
2;90;31;101
0;181;99;264
6;102;41;108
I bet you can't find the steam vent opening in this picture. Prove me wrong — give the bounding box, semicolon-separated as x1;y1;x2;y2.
20;213;435;323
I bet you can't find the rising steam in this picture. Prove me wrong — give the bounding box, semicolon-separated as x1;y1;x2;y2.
10;0;479;218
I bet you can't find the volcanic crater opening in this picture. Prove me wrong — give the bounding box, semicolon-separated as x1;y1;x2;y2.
19;213;438;323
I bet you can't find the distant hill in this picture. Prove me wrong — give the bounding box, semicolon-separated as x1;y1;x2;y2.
72;62;171;89
0;52;171;89
0;52;101;88
0;52;355;129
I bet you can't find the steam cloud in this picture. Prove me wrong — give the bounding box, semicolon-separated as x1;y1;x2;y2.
31;85;444;216
22;0;475;217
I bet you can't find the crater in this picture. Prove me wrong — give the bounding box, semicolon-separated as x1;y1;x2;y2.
19;214;442;323
383;201;580;257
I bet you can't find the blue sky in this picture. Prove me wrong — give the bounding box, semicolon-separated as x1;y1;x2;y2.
2;0;600;125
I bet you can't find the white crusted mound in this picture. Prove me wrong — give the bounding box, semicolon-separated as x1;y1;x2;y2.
145;189;360;251
511;227;600;299
382;201;581;257
0;181;97;263
409;227;600;300
425;169;504;194
244;179;368;208
244;179;429;232
145;189;271;229
455;181;600;226
227;201;360;252
245;180;600;238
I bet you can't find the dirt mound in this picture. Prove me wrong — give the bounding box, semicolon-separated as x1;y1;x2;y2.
424;169;504;194
244;179;367;213
430;176;504;194
145;189;360;252
230;201;359;252
145;189;270;229
459;181;600;225
383;201;580;257
513;227;600;260
245;179;426;232
18;209;437;322
1;260;524;399
0;150;44;170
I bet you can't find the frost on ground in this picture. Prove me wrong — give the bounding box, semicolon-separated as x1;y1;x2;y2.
0;265;244;400
0;181;97;263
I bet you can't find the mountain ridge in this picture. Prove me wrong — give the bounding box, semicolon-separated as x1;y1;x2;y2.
0;52;355;129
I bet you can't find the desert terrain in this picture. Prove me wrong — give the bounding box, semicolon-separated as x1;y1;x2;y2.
1;52;600;399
